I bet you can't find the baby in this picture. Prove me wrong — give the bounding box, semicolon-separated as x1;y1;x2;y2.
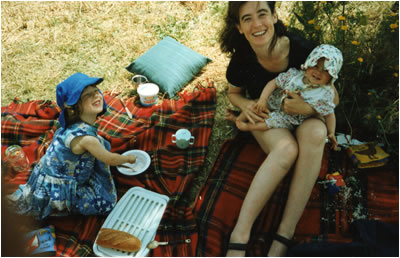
230;44;343;150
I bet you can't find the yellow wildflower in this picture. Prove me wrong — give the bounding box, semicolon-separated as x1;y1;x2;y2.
376;115;382;120
368;92;372;96
308;19;315;25
390;23;399;29
341;25;348;30
391;12;397;16
357;57;364;63
314;25;321;30
321;1;327;3
338;15;345;21
351;40;360;46
394;73;399;78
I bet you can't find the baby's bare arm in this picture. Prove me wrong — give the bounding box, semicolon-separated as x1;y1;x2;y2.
254;79;276;114
259;79;277;105
325;113;337;150
254;101;269;114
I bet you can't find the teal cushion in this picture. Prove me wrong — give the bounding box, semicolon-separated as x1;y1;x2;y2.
126;36;211;98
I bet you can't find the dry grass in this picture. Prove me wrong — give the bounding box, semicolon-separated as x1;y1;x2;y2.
1;2;227;101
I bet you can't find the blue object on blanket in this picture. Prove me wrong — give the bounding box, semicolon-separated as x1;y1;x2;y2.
126;36;211;98
24;225;57;256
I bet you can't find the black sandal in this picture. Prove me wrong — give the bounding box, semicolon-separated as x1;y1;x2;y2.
228;242;248;251
273;233;296;248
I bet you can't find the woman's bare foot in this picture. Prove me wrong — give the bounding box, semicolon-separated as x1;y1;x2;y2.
226;228;251;257
267;233;295;257
267;239;288;257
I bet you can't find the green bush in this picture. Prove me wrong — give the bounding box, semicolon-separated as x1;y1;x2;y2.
287;1;399;156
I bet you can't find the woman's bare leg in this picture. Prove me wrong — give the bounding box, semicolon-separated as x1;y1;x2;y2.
227;128;298;257
236;120;269;131
267;118;327;256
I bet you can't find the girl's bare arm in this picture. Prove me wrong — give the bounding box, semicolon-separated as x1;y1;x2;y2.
70;136;136;166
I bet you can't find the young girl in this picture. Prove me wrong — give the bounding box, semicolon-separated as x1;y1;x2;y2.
8;73;136;219
228;44;343;150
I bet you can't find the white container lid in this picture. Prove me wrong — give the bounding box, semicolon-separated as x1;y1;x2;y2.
138;83;159;97
93;187;169;257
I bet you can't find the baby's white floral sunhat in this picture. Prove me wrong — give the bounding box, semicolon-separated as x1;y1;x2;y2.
302;44;343;86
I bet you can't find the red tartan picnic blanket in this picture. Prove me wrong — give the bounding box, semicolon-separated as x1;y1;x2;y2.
1;84;216;257
193;132;399;256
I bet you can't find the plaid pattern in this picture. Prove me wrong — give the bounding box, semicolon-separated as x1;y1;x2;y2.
193;132;398;257
2;84;216;257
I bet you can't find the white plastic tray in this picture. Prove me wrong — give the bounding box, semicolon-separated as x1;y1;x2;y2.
93;187;169;257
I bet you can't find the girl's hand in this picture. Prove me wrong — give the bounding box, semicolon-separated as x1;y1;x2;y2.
328;133;338;150
282;91;314;116
242;101;268;124
126;154;136;164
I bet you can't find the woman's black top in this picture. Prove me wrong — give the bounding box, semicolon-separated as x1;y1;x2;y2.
226;32;316;100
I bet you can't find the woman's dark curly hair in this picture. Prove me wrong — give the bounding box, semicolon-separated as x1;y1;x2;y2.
219;1;287;56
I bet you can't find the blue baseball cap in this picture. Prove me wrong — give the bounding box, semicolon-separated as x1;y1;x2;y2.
56;73;107;128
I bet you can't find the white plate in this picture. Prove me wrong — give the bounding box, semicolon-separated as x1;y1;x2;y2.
93;187;169;257
117;150;151;176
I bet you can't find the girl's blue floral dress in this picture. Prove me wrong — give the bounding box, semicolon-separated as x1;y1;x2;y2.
8;122;117;219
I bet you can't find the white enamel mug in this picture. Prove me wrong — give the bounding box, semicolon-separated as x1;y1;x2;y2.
172;129;195;149
132;74;148;88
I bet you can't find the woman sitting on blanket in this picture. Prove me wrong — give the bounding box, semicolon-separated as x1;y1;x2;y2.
220;2;339;256
8;73;136;220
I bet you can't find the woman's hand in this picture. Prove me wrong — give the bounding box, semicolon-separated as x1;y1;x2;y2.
282;91;314;116
227;85;267;124
242;101;268;124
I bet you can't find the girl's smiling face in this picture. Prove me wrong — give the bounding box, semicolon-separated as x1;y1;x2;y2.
305;58;332;85
236;1;277;48
79;86;104;118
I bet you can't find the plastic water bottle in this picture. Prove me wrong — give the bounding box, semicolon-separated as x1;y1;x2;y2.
4;145;30;172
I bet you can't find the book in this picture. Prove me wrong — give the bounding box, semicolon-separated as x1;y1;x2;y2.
347;142;390;169
24;225;56;256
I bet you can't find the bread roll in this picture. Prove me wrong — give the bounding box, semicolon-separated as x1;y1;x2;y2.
96;228;141;252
